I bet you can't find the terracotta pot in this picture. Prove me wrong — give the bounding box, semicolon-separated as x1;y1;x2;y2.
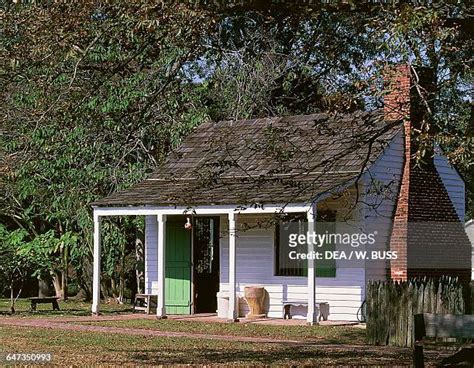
244;286;266;319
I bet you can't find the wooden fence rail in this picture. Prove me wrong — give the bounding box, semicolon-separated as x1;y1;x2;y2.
366;277;466;347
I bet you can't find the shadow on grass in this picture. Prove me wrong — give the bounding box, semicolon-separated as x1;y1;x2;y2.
122;344;413;366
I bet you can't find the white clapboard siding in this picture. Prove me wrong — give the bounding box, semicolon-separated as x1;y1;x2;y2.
362;131;404;284
143;175;401;322
434;152;465;222
144;215;158;294
220;224;365;321
465;221;474;280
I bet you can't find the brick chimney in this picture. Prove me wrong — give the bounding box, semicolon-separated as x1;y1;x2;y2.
385;65;412;281
385;65;471;283
384;65;436;153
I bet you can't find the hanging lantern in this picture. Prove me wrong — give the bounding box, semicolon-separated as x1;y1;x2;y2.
184;217;192;230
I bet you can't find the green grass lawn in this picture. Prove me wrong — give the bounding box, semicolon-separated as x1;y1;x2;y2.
0;298;131;317
0;326;414;366
1;298;364;344
79;318;366;344
0;298;445;365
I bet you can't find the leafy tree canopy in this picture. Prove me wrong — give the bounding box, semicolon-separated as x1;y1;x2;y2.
1;1;472;297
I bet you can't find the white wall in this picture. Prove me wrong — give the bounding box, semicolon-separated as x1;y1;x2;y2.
144;215;158;294
144;194;388;321
465;220;474;280
219;187;369;323
219;224;364;321
145;213;365;321
434;151;465;222
363;131;404;284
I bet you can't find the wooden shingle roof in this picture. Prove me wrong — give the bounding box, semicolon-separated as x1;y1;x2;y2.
92;110;401;207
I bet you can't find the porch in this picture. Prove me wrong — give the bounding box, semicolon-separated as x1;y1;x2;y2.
91;204;322;324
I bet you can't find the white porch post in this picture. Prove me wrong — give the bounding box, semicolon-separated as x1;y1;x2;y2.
156;213;167;318
228;212;238;321
307;204;318;325
92;213;102;315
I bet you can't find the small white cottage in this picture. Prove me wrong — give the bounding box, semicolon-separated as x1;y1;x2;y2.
91;65;471;323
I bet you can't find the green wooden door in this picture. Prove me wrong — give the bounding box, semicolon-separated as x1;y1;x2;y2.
165;220;191;314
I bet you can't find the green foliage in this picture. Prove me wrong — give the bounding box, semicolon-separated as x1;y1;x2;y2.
1;2;472;298
17;231;78;279
0;225;33;296
2;2;215;296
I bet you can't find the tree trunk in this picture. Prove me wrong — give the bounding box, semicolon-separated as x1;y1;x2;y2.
118;276;124;304
58;223;68;301
52;272;62;297
77;256;93;301
117;242;125;304
10;285;15;314
62;243;68;301
110;277;117;301
62;270;68;301
38;278;52;297
135;237;144;294
100;279;107;301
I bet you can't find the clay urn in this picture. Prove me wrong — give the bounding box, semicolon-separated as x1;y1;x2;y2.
244;285;266;319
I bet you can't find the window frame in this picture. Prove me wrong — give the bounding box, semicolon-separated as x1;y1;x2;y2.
274;210;337;278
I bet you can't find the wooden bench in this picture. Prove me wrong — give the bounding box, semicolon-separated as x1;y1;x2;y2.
282;300;329;321
29;297;60;311
133;293;157;314
414;313;474;368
